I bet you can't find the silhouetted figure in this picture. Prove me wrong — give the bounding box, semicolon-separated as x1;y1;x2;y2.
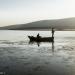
51;28;55;42
37;33;40;38
52;28;55;37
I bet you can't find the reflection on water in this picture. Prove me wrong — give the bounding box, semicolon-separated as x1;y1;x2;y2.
0;30;75;75
52;41;54;52
29;41;55;52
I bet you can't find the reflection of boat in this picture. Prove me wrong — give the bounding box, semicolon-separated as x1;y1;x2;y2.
28;36;54;42
28;39;54;52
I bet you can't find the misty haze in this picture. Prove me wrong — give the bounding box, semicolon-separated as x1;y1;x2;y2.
1;0;75;75
0;17;75;30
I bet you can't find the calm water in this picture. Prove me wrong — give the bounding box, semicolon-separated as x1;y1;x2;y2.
0;30;75;75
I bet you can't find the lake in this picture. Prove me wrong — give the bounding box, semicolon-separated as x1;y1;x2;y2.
0;30;75;75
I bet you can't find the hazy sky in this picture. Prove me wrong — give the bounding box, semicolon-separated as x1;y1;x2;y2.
0;0;75;27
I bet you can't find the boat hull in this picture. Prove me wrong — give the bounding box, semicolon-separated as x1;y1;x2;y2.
28;36;54;42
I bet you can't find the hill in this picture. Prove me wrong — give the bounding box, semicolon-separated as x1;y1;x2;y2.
0;18;75;30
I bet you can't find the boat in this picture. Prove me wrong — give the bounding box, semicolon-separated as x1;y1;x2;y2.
28;28;55;42
28;36;54;42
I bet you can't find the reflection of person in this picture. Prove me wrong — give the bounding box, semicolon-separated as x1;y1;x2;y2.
37;42;40;47
52;41;54;52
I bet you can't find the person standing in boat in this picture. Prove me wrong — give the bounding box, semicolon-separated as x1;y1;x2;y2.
52;28;55;38
37;33;40;38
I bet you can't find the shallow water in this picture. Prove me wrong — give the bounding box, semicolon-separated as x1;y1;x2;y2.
0;30;75;75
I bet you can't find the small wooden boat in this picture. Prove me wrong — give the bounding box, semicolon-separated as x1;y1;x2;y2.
28;28;55;42
28;36;54;42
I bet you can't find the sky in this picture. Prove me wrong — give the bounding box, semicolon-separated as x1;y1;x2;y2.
0;0;75;27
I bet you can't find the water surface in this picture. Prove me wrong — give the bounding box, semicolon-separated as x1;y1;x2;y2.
0;30;75;75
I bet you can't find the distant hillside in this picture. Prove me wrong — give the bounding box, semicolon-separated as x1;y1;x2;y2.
0;17;75;30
